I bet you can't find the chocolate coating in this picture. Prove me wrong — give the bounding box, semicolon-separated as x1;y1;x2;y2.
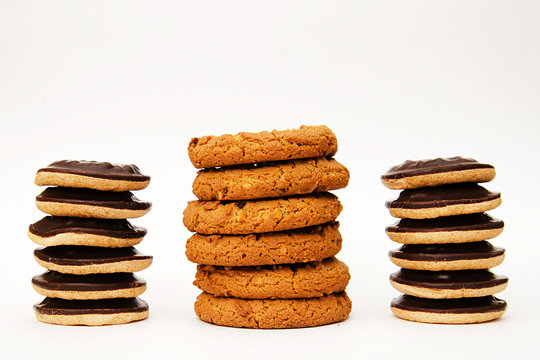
390;269;508;290
29;216;147;239
386;183;500;209
382;157;493;180
37;160;150;182
34;297;149;315
389;242;505;261
32;271;146;291
34;246;152;266
391;295;507;314
386;213;504;233
36;187;151;210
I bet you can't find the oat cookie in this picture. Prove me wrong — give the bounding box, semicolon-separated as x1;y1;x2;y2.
194;257;350;299
194;291;351;328
35;160;150;192
188;125;338;168
192;157;349;201
183;192;342;235
381;157;495;190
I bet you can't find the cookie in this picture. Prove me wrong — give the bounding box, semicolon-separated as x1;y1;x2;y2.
28;216;147;247
389;242;505;271
186;222;342;266
34;297;149;326
34;246;153;274
194;291;351;329
385;213;504;244
194;257;350;299
35;160;150;192
390;295;506;324
36;187;151;219
32;271;146;300
389;269;508;299
192;157;349;201
386;183;501;219
183;192;342;235
381;157;495;190
188;125;338;168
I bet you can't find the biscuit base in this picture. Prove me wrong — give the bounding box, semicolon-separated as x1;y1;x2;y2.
28;231;144;248
389;255;505;271
388;198;502;219
194;292;352;329
389;281;508;299
391;307;505;324
386;228;504;244
34;310;149;326
34;256;153;275
382;168;496;190
32;284;147;300
35;172;150;192
35;201;150;219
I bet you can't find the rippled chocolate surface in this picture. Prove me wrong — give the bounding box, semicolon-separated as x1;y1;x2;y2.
390;269;508;289
34;297;149;315
32;271;146;291
386;213;504;233
389;241;505;261
37;160;150;181
29;216;146;238
34;246;152;265
391;295;506;313
382;157;493;180
36;187;151;210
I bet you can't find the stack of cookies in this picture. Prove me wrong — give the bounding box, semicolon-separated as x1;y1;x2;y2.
30;160;153;326
183;125;352;329
381;157;508;324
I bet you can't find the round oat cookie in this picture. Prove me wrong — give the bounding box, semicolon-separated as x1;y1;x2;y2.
390;295;506;324
389;242;505;271
186;222;342;266
381;156;495;190
188;125;338;168
386;183;501;219
34;246;153;274
390;269;508;299
184;192;342;235
32;271;146;300
194;257;350;299
194;291;351;329
385;213;504;244
192;157;349;201
35;160;150;192
29;216;147;247
34;297;149;326
36;187;151;219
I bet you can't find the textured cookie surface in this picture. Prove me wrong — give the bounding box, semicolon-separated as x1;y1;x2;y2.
390;295;506;324
35;160;150;191
184;192;342;235
194;257;350;299
34;297;149;326
386;214;504;244
381;157;495;189
186;222;342;266
188;125;338;168
192;157;349;200
195;291;351;329
29;216;146;247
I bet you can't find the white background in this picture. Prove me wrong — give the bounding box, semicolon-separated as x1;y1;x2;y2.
1;1;539;359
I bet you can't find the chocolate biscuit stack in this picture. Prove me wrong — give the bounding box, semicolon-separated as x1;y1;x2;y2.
382;157;508;324
183;125;352;328
30;160;153;326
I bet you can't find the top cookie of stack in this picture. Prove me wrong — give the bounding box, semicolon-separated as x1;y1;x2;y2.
184;125;352;329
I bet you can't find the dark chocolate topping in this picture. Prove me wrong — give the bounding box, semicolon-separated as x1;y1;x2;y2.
34;297;149;315
382;157;493;180
386;213;504;233
32;271;146;291
390;269;508;290
391;295;507;314
386;183;500;209
29;216;147;238
36;187;151;210
34;246;152;266
37;160;150;182
389;241;505;262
